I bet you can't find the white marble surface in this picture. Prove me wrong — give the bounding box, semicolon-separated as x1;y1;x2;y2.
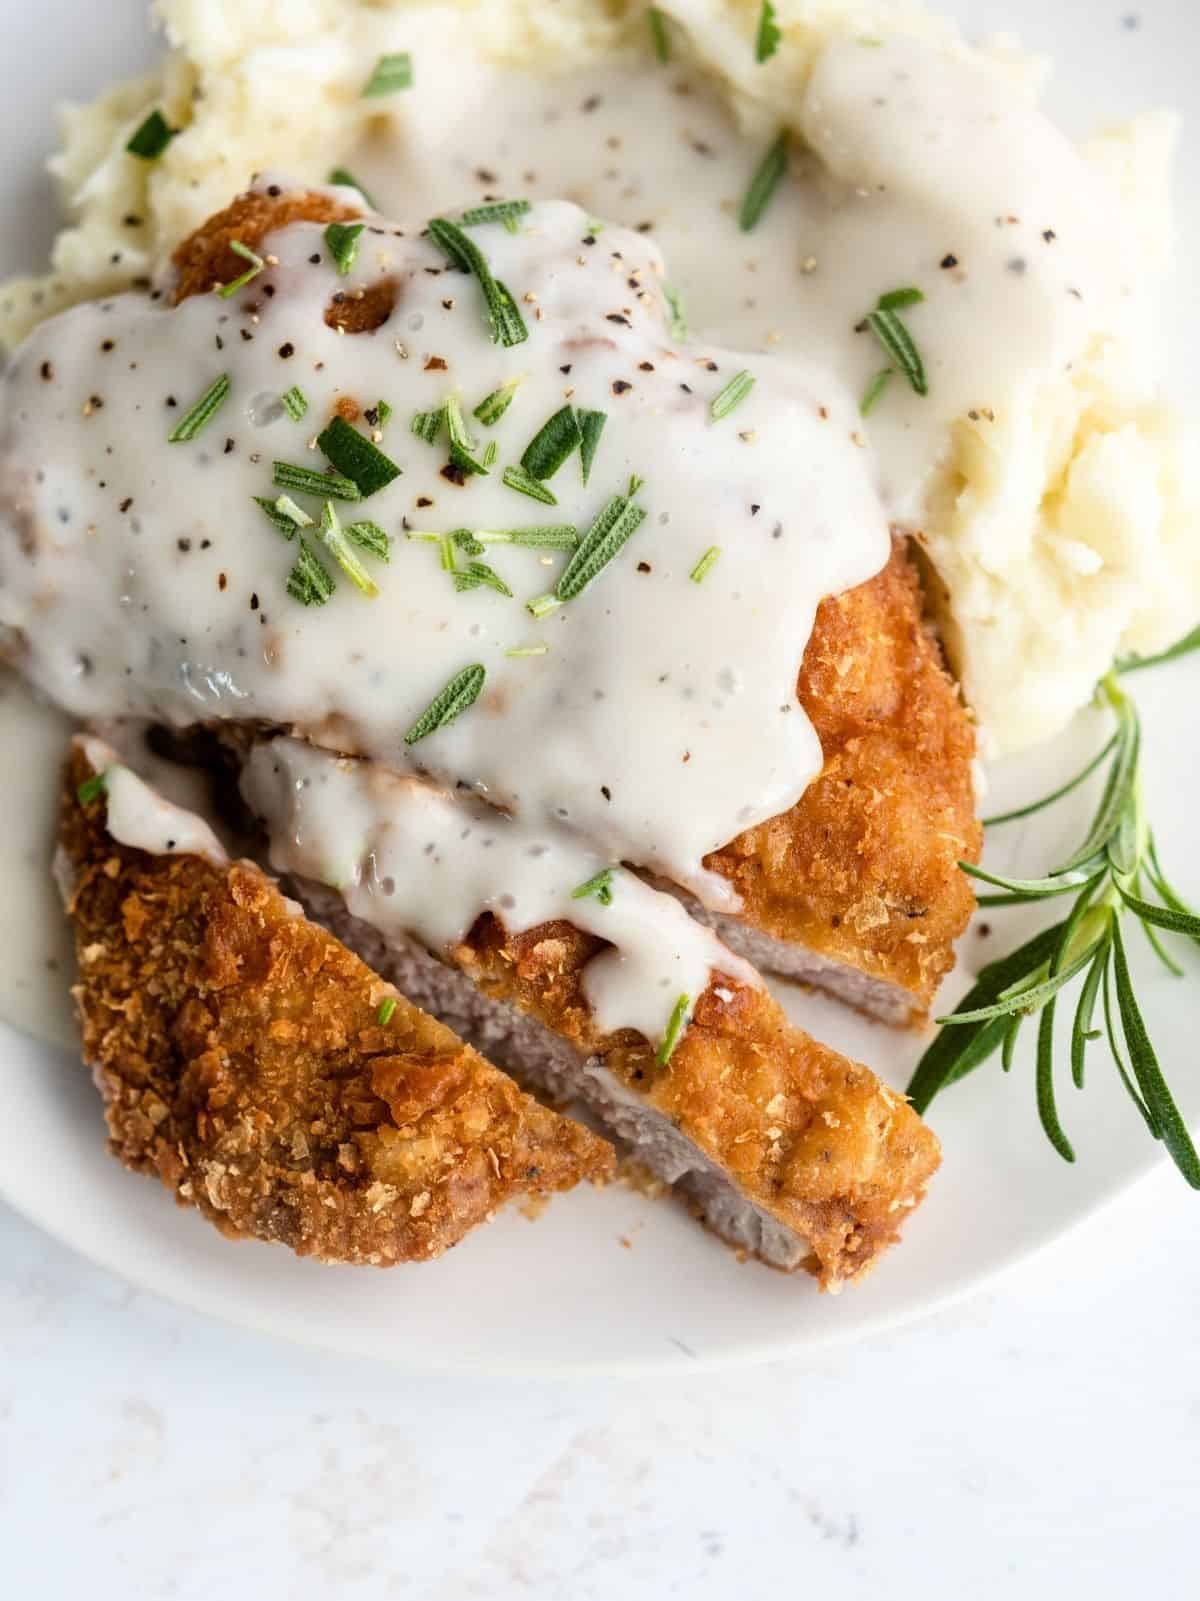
2;1166;1196;1599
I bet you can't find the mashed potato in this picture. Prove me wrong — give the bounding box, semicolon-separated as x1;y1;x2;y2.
3;0;1196;757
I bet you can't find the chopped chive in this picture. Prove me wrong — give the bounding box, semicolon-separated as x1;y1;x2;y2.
324;221;365;276
281;385;308;421
445;395;490;475
345;520;391;560
275;494;314;528
316;415;402;496
286;539;336;606
521;405;582;480
126;109;177;160
572;867;616;906
526;593;562;619
411;407;445;444
865;304;927;396
273;460;361;500
215;240;265;299
555;486;647;602
739;130;789;232
318;501;379;596
168;375;230;443
710;369;755;420
377;997;398;1026
404;664;487;744
755;0;781;62
860;367;894;416
454;560;513;597
376;400;393;428
503;464;558;505
475;525;578;549
663;283;688;341
877;286;924;312
460;199;532;233
362;52;413;97
427;217;528;347
505;643;549;658
255;495;302;537
657;993;691;1064
577;409;607;485
689;546;721;583
648;6;671;62
474;377;522;426
76;769;109;807
327;167;377;207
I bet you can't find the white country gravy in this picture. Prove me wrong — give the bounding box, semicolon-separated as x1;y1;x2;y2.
0;33;1135;1046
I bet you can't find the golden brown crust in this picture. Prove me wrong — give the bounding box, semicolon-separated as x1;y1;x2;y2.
170;187;360;304
708;538;981;1016
61;749;613;1266
446;916;939;1288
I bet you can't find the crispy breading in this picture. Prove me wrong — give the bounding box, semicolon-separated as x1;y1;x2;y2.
60;748;613;1265
709;538;982;1016
441;915;940;1288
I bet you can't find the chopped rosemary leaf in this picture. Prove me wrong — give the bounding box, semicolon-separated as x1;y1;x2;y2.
168;375;230;443
216;240;265;299
273;460;361;501
460;199;532;234
755;0;781;63
76;769;109;807
287;538;336;606
275;494;314;528
404;664;486;744
345;520;391;560
526;592;562;619
427;217;528;347
482;439;499;468
710;369;755;420
445;395;490;476
377;997;397;1026
738;130;789;232
474;377;522;426
319;501;379;596
316;415;402;496
572;867;616;906
255;495;302;537
376;400;393;428
475;525;578;549
657;993;691;1065
324;221;365;277
453;528;486;556
281;385;308;421
556;486;647;602
411;407;445;444
663;283;688;342
689;546;721;583
454;560;513;597
503;464;558;505
327;167;377;207
505;643;549;658
864;295;927;396
362;52;413;98
860;367;894;416
521;405;582;480
647;6;671;63
126;109;177;160
577;409;607;485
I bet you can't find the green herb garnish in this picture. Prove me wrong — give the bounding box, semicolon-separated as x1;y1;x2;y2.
216;240;265;299
427;217;528;347
474;378;522;426
755;0;781;63
324;221;366;276
657;993;692;1065
647;6;671;62
445;395;491;476
454;561;513;597
327;167;377;207
505;643;549;658
318;501;379;596
908;664;1200;1188
475;525;578;550
376;400;393;428
316;415;402;496
362;53;413;98
460;199;532;235
168;375;230;443
377;997;398;1026
274;494;314;529
663;284;688;342
76;768;109;807
286;539;336;606
577;410;606;485
864;289;927;396
411;407;445;444
860;368;894;416
255;495;304;537
525;593;562;619
281;385;308;421
555;482;647;602
739;131;789;232
273;460;362;501
689;546;721;584
521;405;582;480
126;109;177;160
404;664;487;744
572;867;616;906
710;370;755;421
503;464;558;505
345;520;391;560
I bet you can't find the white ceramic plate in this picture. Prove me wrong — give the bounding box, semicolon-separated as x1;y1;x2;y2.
2;0;1198;1373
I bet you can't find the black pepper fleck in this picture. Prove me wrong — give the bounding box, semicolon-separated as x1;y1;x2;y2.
611;379;632;395
940;253;959;269
278;342;295;359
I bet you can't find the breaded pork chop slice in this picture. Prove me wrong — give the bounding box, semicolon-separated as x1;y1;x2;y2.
58;741;613;1265
170;187;980;1027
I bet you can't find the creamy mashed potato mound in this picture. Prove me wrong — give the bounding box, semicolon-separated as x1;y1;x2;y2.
3;0;1197;756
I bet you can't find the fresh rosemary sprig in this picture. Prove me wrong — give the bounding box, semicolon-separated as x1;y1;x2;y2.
908;662;1200;1188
